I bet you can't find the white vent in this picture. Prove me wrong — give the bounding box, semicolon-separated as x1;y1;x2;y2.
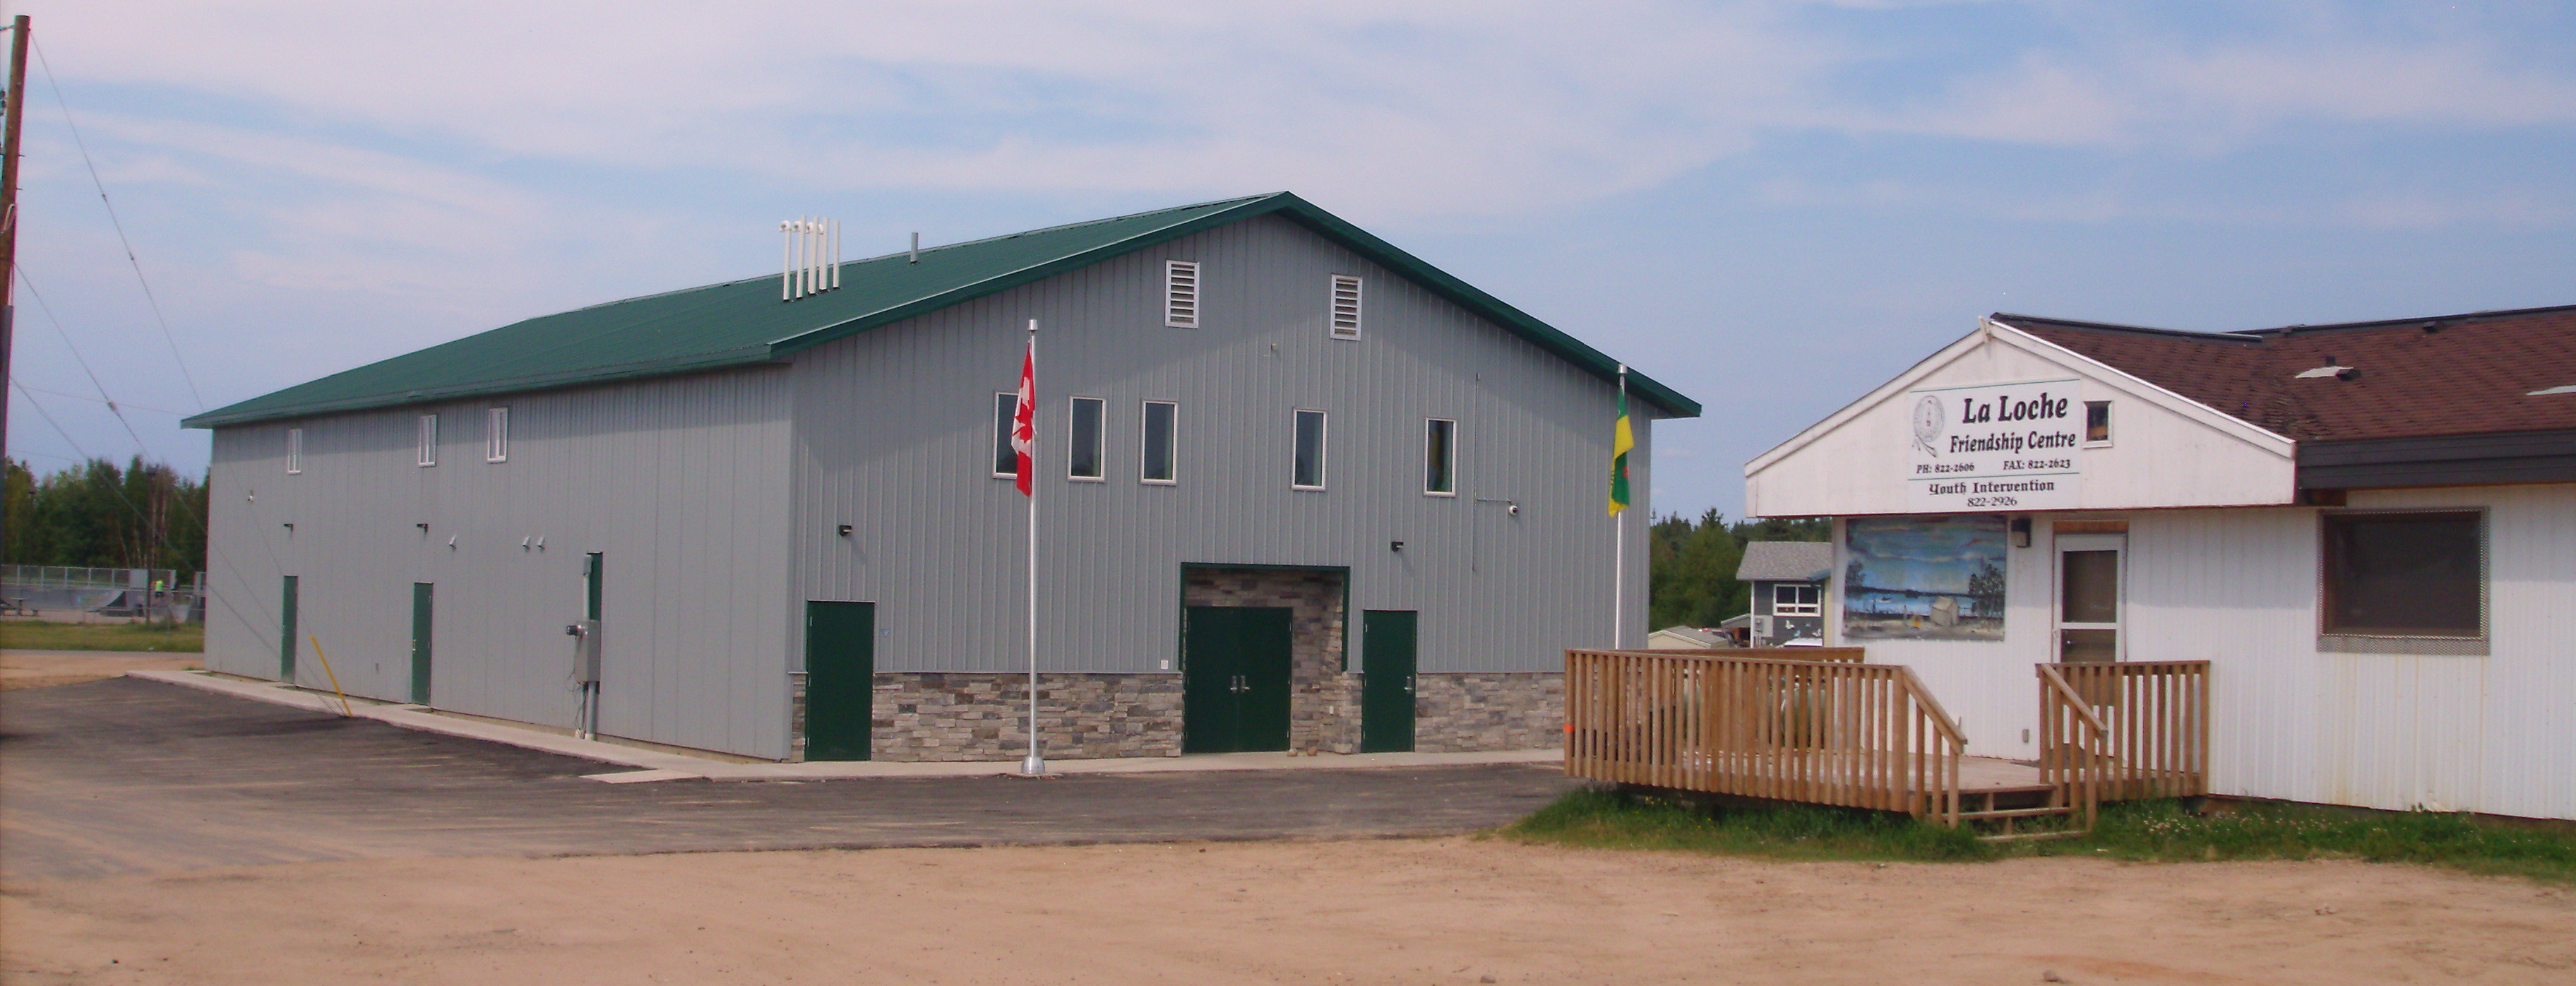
780;216;842;301
1165;261;1200;328
1329;275;1362;339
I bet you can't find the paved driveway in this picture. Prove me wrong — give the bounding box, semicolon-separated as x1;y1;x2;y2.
0;677;1577;881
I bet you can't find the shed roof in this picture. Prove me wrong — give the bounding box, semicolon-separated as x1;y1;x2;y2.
186;193;1698;429
1998;304;2576;442
1735;540;1833;583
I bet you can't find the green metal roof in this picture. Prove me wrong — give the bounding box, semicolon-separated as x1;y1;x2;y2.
186;192;1699;428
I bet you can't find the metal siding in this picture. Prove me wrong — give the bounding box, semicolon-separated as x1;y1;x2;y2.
789;214;1645;677
202;372;794;759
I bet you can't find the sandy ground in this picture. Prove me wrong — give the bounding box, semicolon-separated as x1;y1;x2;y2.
4;838;2570;985
0;653;199;691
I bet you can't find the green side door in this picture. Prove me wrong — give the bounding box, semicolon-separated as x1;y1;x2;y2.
279;576;299;683
804;601;874;761
1360;610;1417;753
409;582;434;706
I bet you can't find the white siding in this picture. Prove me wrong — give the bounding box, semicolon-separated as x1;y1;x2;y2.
1826;483;2576;819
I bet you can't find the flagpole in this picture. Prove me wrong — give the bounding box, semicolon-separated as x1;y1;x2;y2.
1611;364;1627;649
1023;319;1045;776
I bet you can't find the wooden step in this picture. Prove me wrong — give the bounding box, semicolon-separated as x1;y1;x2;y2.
1977;829;2087;843
1957;805;2075;821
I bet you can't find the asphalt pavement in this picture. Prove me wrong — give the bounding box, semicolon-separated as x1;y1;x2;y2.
0;677;1578;881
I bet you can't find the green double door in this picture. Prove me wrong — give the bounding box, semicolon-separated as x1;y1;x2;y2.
1183;606;1292;754
805;601;875;761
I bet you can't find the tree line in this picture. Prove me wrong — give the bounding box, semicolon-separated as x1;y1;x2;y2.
1647;509;1828;631
3;458;210;574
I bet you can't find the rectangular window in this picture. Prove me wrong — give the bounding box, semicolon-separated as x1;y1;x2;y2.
2322;511;2483;638
2085;400;2112;446
991;392;1018;478
286;428;303;474
1773;583;1822;617
1165;260;1200;328
1066;396;1104;480
1292;409;1328;489
416;415;438;467
1424;418;1456;495
486;407;509;463
1140;400;1177;484
1329;275;1362;339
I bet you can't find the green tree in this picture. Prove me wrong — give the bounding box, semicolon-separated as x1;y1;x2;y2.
3;457;208;574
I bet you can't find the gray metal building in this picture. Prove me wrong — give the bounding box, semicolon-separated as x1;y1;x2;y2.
187;194;1700;762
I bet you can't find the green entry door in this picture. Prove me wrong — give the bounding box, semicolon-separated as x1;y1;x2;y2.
409;583;434;706
1183;606;1292;754
279;576;299;683
805;601;875;761
1360;610;1417;753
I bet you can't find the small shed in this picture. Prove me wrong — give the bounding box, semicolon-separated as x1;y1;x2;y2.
1645;625;1727;650
1734;541;1832;646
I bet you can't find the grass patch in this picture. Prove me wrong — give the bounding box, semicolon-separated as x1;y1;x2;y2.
1503;786;2576;883
0;619;205;653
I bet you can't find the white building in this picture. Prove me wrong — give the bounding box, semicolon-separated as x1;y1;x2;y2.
1746;304;2575;820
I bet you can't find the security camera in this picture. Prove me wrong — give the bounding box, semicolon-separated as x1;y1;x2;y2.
1506;504;1520;516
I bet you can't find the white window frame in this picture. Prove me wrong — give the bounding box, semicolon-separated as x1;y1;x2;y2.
485;407;510;463
286;427;303;475
2083;400;2113;449
1140;400;1178;486
1772;583;1822;617
991;392;1019;480
1423;417;1457;497
1292;408;1328;491
416;414;438;467
1328;274;1362;340
1066;396;1106;482
1165;260;1200;328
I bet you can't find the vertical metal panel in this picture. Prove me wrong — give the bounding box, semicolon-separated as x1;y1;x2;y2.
203;370;795;759
788;213;1647;678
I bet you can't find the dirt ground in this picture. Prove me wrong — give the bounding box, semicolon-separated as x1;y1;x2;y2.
0;651;199;691
5;838;2570;986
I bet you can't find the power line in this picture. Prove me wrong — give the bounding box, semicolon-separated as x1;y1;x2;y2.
29;37;206;411
13;265;172;462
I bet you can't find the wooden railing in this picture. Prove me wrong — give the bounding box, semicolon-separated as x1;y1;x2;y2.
1564;649;1967;826
2036;665;2111;831
2039;660;2211;802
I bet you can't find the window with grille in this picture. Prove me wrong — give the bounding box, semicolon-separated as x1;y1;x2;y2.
287;428;303;474
1165;261;1200;328
417;415;438;467
486;408;510;463
1329;275;1362;339
1773;583;1822;617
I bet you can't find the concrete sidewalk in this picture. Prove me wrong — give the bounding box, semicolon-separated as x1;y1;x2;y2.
131;669;1563;783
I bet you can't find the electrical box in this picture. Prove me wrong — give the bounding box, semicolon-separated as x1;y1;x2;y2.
570;619;601;683
1751;614;1772;641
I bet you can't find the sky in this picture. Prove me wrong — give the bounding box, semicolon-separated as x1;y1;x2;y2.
8;0;2573;521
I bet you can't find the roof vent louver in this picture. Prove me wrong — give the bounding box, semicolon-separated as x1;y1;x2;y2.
780;216;842;301
1164;261;1200;328
2294;362;2354;380
1329;274;1362;339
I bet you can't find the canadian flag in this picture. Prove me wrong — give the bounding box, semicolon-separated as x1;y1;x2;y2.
1011;335;1036;496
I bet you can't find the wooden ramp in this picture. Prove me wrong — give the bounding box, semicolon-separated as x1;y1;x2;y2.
1565;648;2209;836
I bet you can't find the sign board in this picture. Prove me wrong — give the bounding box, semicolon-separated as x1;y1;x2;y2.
1905;378;2082;511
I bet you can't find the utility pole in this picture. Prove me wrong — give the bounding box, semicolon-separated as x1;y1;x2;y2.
0;15;28;563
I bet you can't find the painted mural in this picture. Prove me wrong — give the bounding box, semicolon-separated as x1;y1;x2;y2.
1842;514;2008;641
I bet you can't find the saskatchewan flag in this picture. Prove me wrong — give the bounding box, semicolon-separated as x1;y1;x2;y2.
1608;374;1633;516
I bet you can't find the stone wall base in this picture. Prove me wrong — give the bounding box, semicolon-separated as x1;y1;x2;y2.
1414;672;1564;753
873;672;1182;762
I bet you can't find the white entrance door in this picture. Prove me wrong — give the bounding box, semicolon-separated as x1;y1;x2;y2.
2054;533;2125;663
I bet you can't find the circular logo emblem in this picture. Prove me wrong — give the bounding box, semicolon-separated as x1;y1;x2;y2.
1913;396;1945;454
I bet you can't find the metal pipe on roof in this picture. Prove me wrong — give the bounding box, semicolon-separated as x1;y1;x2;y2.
910;231;919;264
